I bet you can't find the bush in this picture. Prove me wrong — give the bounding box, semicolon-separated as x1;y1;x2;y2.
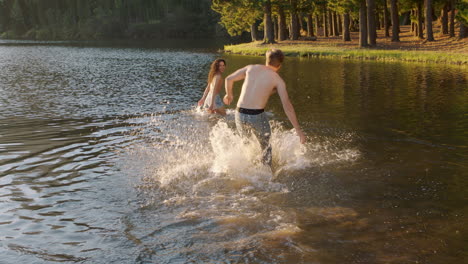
23;29;37;40
0;30;18;39
36;28;52;40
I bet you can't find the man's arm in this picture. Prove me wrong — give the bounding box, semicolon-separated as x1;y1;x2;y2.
223;66;248;105
276;79;306;144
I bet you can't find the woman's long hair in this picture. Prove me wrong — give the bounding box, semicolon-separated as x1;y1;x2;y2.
207;58;226;85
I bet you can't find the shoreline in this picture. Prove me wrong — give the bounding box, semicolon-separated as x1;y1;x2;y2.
224;42;468;65
223;26;467;66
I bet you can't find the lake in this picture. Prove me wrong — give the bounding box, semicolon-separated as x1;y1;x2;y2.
0;41;466;263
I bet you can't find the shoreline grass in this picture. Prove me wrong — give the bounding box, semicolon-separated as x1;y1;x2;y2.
224;42;468;65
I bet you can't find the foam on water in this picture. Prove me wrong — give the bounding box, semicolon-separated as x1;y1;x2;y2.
119;108;361;256
122;108;361;195
124;109;321;192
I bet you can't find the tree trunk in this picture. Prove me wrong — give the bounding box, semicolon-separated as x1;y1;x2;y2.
360;0;368;47
290;13;299;40
278;5;287;41
273;16;279;40
460;23;468;38
307;14;314;37
333;11;340;36
343;12;351;41
376;9;381;30
290;0;299;40
251;23;258;41
338;14;343;34
449;0;455;37
441;3;449;35
384;0;390;37
315;14;320;36
417;3;424;39
425;0;434;41
390;0;399;41
328;10;334;36
367;0;377;46
263;0;275;43
323;9;329;37
297;13;303;37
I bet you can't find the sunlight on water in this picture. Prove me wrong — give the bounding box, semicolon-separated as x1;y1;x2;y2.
1;43;466;263
118;108;362;261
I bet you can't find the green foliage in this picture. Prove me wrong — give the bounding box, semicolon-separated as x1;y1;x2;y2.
212;0;262;36
0;0;217;40
457;0;468;25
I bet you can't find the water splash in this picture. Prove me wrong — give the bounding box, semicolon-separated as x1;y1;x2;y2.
117;109;362;261
122;109;360;196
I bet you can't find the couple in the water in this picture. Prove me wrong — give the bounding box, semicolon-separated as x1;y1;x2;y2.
198;49;306;166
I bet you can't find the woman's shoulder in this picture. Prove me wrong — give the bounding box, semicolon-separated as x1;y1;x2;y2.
213;73;223;82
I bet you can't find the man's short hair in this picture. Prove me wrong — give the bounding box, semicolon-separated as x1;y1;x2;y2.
266;49;284;67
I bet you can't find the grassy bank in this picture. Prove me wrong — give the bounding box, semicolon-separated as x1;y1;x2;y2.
224;42;468;65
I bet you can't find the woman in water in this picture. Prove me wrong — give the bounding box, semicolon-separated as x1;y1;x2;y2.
198;58;226;116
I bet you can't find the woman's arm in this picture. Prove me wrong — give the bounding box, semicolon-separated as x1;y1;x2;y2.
209;75;223;110
197;83;210;106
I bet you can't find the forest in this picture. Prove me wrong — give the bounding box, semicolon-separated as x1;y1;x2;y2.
0;0;466;43
0;0;218;39
214;0;468;46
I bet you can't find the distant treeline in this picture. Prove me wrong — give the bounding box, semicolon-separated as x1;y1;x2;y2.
1;0;466;42
212;0;468;46
0;0;221;40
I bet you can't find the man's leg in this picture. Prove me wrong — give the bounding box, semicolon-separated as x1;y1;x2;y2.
235;112;272;166
252;114;272;166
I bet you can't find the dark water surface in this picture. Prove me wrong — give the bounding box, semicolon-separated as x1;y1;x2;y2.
0;42;467;264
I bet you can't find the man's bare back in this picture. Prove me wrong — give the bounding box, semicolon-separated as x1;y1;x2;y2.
236;64;282;109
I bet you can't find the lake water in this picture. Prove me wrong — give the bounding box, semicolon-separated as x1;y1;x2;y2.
0;41;467;264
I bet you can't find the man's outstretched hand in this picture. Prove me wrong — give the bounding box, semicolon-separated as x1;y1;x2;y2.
296;129;306;144
223;95;233;105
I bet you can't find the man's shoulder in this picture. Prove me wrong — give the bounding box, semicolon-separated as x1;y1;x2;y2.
246;64;262;69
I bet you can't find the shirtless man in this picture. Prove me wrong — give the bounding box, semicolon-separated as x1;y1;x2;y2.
223;49;306;166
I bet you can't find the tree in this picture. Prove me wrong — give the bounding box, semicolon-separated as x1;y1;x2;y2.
264;0;275;43
331;0;354;41
333;11;339;36
307;13;315;36
276;2;288;40
367;0;377;46
390;0;400;41
425;0;435;41
441;1;449;35
290;0;300;40
360;0;368;46
323;5;329;36
450;0;456;37
417;1;424;39
456;0;468;38
212;0;262;38
343;12;351;40
383;0;390;37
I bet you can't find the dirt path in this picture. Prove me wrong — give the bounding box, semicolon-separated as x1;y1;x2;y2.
281;25;467;54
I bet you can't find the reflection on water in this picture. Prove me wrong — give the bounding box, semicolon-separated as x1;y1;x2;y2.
0;43;467;263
